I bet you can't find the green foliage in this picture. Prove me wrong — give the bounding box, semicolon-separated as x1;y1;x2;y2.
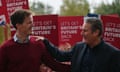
0;26;4;45
29;1;53;15
94;0;120;16
0;24;11;45
60;0;89;16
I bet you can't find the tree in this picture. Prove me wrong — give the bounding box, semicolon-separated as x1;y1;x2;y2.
60;0;89;16
94;0;120;16
29;1;53;15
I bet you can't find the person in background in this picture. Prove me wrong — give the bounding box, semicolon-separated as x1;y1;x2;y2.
40;17;120;72
0;9;70;72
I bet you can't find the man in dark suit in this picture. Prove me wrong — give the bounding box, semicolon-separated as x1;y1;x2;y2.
41;17;120;72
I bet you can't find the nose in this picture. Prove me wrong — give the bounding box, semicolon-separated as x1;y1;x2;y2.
31;23;33;27
81;30;83;36
30;22;33;27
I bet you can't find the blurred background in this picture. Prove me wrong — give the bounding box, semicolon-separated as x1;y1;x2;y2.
28;0;119;16
0;0;120;72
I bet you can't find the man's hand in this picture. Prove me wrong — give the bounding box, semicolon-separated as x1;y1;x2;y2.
30;36;45;41
59;42;71;51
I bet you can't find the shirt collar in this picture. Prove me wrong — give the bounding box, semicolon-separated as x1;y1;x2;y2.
13;34;30;43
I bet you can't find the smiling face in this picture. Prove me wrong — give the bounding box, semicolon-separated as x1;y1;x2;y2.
81;23;100;45
10;9;34;37
16;15;33;36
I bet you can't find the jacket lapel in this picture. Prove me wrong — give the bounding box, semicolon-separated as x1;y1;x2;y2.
76;44;87;69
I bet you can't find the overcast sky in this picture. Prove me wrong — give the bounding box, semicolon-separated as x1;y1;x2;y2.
29;0;113;14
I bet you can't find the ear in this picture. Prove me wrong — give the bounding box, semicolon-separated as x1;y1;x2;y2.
16;23;21;29
93;30;99;36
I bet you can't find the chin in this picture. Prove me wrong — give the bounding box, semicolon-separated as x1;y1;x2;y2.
29;32;32;35
28;31;32;35
84;41;88;44
82;39;88;44
82;39;86;42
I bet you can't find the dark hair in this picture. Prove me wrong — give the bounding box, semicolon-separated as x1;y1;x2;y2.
10;9;32;29
84;17;103;36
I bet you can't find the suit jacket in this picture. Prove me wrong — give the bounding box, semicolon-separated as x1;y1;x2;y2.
43;39;120;72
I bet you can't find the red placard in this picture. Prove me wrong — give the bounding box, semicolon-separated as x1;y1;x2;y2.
0;0;7;23
58;16;83;47
101;16;120;49
6;0;29;23
0;0;29;24
32;15;59;46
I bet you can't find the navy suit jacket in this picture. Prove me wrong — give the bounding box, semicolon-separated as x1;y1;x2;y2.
43;39;120;72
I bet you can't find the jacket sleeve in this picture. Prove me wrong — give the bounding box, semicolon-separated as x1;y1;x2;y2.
43;38;73;62
42;48;71;72
0;45;8;72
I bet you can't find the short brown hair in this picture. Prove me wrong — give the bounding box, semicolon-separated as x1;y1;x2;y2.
10;9;33;29
84;17;103;36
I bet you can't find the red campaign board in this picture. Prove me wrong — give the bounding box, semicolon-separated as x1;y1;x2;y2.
101;16;120;49
0;0;7;24
6;0;29;23
32;15;59;46
58;16;83;47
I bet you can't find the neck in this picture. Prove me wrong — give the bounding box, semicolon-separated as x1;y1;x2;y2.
89;38;101;48
16;31;29;42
